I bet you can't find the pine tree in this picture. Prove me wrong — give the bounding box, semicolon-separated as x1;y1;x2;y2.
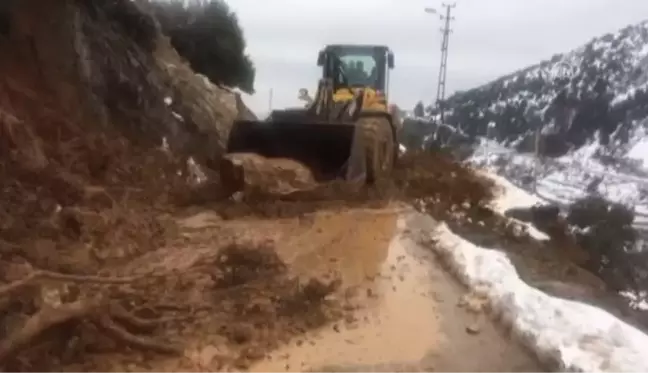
146;0;256;93
413;101;425;117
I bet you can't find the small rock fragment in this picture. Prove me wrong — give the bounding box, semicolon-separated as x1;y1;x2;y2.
466;324;481;334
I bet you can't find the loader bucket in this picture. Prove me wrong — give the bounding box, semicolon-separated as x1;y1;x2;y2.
225;119;361;181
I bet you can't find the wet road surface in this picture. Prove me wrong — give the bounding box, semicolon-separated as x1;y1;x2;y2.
59;205;543;372
248;207;542;372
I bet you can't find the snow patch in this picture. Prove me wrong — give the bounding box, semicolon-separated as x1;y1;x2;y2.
476;170;549;240
468;135;648;226
620;291;648;311
403;212;648;372
478;170;544;212
627;137;648;169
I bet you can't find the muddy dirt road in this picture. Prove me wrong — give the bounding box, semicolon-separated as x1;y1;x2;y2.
252;207;540;371
180;205;541;372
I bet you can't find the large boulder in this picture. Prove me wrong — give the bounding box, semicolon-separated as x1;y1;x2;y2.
220;153;317;196
153;38;255;167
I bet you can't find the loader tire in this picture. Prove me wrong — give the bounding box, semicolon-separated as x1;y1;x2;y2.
358;116;395;184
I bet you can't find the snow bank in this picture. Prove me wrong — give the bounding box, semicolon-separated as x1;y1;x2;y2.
475;170;549;240
627;137;648;169
403;212;648;372
477;170;544;213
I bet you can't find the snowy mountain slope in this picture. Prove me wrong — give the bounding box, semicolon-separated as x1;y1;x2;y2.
444;20;648;154
469;135;648;232
467;136;648;319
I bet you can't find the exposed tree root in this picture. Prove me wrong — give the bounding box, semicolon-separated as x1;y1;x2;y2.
0;272;39;298
97;315;180;354
0;268;173;300
110;304;193;332
0;298;185;366
0;298;103;364
0;262;187;366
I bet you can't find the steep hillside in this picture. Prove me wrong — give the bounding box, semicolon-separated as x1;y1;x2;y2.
445;20;648;156
0;1;262;369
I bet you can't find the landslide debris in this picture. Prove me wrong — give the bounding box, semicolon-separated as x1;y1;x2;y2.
206;150;496;221
0;0;302;371
2;0;646;370
203;244;341;370
208;147;648;335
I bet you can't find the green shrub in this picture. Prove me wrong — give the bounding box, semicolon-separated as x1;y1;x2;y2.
82;0;158;51
146;0;255;93
567;196;642;292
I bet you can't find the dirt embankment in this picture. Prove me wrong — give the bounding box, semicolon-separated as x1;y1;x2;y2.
0;1;273;370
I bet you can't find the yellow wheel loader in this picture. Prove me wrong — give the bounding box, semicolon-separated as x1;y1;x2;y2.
221;44;399;193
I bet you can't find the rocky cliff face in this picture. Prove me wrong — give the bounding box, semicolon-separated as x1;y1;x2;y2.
3;0;253;170
153;36;255;168
0;0;257;273
444;20;648;156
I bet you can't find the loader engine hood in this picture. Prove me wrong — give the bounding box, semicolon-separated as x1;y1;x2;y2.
333;88;387;111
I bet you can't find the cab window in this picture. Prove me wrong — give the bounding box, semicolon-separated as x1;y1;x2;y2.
338;52;378;88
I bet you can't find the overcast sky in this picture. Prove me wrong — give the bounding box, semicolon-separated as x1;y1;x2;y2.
229;0;648;115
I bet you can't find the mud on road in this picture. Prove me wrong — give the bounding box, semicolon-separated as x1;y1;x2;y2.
11;143;619;373
244;207;541;372
79;205;540;372
5;149;625;372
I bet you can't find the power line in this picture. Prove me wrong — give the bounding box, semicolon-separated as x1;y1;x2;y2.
436;3;456;124
425;3;456;124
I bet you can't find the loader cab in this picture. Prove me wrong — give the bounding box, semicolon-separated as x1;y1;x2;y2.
317;44;394;99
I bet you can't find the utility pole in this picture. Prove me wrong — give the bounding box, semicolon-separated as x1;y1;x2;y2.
436;3;455;124
424;3;456;125
268;88;273;112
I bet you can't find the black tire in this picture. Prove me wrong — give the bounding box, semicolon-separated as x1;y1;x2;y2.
357;116;395;184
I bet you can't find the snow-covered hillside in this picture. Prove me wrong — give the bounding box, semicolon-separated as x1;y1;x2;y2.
404;19;648;231
469;134;648;232
444;20;648;154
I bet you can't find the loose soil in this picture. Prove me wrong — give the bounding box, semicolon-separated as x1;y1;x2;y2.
2;139;642;371
94;207;540;372
247;208;539;372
